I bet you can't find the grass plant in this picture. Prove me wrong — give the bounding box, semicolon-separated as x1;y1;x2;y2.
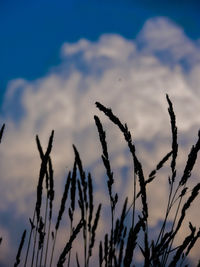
1;95;200;266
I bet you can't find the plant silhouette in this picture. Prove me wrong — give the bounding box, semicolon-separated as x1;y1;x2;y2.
1;95;200;266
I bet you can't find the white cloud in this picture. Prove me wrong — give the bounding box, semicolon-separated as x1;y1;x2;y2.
137;17;200;67
62;34;136;62
1;17;200;265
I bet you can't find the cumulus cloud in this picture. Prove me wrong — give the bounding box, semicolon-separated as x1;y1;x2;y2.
1;17;200;265
137;17;200;68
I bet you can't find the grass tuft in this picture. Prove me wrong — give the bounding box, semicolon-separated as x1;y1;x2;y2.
1;95;200;266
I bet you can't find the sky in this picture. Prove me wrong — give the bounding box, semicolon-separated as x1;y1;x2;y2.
1;0;200;266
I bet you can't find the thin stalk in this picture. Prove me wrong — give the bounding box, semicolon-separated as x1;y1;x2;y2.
162;184;187;265
24;209;36;267
31;220;39;267
50;230;57;267
35;241;40;267
132;171;136;229
67;221;73;267
156;180;175;246
50;171;71;267
44;218;52;266
86;231;91;267
14;230;26;267
84;209;88;267
39;193;48;266
109;207;114;267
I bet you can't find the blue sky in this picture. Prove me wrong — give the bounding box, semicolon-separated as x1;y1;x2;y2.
1;1;200;266
1;0;200;106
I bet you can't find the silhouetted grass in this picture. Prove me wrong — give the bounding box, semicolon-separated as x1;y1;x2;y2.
1;95;200;266
14;230;26;267
0;123;5;143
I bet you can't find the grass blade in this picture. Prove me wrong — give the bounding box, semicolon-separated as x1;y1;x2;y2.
14;230;26;267
57;219;84;267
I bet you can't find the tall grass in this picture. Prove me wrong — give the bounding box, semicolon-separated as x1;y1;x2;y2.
1;95;200;266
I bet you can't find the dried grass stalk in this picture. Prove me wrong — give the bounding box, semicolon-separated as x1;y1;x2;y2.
14;230;26;267
0;124;5;143
57;219;84;267
36;130;54;222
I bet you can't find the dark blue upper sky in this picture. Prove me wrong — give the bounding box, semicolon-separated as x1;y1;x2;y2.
0;0;200;105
